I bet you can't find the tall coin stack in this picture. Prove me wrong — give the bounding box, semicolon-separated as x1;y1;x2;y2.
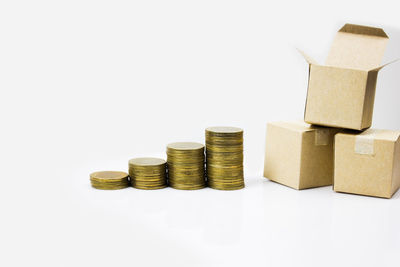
129;157;167;189
205;126;244;190
166;142;206;190
90;171;130;190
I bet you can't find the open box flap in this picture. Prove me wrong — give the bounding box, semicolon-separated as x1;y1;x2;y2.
297;49;319;65
325;24;389;70
369;59;399;72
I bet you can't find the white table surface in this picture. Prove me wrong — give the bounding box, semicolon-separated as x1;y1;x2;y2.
31;168;399;267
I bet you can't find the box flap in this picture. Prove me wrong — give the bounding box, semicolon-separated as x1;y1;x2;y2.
325;24;389;70
369;59;399;72
297;49;319;65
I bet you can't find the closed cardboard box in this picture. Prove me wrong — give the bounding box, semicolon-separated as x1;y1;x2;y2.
263;121;340;189
301;24;392;130
334;129;400;198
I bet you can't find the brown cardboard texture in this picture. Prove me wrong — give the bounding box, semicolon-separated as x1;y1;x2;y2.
334;129;400;198
263;121;340;190
301;24;392;130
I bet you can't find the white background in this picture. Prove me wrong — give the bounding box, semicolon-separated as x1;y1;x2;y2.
1;0;400;266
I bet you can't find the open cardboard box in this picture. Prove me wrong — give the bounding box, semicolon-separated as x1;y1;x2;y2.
301;24;396;130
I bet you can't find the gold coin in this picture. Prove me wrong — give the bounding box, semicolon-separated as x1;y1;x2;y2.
129;157;167;190
166;142;206;190
206;126;243;135
90;171;130;190
167;142;204;151
129;157;166;166
205;126;244;190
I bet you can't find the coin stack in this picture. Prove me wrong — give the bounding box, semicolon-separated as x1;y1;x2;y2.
205;126;244;190
128;157;167;189
90;171;130;190
166;142;206;190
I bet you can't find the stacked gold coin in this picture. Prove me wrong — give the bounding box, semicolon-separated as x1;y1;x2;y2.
166;142;206;190
129;157;167;189
206;126;244;190
90;171;130;190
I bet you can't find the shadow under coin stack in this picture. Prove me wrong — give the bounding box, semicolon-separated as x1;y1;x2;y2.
166;142;206;190
128;157;167;189
206;127;244;190
90;171;130;190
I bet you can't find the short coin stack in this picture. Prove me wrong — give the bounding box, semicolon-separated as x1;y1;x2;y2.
90;171;130;190
206;127;244;190
166;142;206;190
128;157;167;189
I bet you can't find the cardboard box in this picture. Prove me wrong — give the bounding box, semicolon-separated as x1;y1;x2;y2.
263;121;340;189
334;129;400;198
301;24;392;130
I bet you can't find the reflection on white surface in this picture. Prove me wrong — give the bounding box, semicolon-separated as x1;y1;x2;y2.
55;171;399;267
202;190;244;245
2;159;400;267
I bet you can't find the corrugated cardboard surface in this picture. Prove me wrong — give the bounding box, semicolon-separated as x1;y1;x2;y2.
302;24;389;130
305;65;367;129
264;121;339;190
325;24;388;70
391;137;400;196
361;71;378;129
264;122;303;189
299;129;336;189
334;129;400;198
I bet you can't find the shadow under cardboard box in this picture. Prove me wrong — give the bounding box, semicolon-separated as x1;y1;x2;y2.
262;177;400;200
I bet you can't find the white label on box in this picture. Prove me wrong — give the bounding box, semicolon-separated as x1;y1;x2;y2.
355;134;375;155
315;129;330;146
